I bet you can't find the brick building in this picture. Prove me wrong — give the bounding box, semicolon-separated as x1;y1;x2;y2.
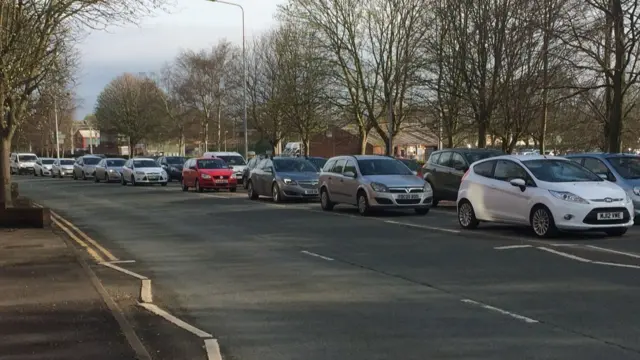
73;130;100;152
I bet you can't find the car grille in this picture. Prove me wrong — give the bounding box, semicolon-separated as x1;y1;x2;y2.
582;207;631;225
297;181;318;189
590;198;624;202
389;188;423;193
396;199;422;205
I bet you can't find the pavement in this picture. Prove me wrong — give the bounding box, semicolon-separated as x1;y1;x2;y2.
12;175;640;360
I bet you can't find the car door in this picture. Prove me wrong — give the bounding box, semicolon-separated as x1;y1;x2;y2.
433;152;452;198
328;159;347;202
259;159;274;195
447;152;469;199
74;157;83;177
182;159;192;186
340;159;359;205
34;159;41;173
96;159;105;178
123;160;132;179
487;160;534;223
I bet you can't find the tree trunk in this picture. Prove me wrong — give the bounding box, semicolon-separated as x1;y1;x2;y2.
609;0;624;153
358;127;368;155
476;112;487;148
129;139;135;157
0;136;13;208
303;138;310;156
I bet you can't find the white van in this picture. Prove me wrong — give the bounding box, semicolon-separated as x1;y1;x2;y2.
203;151;247;182
10;152;38;175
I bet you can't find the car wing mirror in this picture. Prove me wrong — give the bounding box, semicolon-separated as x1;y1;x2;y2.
509;178;527;191
343;171;356;178
189;166;197;170
265;167;273;173
598;173;608;180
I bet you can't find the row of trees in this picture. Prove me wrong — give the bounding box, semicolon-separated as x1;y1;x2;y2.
93;0;640;160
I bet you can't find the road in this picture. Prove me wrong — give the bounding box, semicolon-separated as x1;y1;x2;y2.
14;175;640;360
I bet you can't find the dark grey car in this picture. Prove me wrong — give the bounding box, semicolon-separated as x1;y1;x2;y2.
422;148;503;205
247;157;320;202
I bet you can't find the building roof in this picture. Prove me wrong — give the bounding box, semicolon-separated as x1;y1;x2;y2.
340;124;438;147
78;130;100;138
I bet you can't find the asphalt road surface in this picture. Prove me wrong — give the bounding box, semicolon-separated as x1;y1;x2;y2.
14;175;640;360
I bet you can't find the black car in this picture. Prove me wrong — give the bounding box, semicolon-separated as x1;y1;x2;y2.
158;156;187;181
422;148;503;206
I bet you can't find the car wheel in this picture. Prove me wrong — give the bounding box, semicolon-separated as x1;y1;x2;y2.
182;179;189;191
95;173;100;183
243;177;248;189
131;175;137;186
121;175;127;186
530;205;558;238
320;188;335;211
82;171;87;180
247;181;259;200
230;187;237;192
195;179;203;193
605;227;628;237
357;190;370;216
457;200;479;229
161;182;167;187
272;183;282;203
73;171;77;180
40;169;44;176
415;208;430;215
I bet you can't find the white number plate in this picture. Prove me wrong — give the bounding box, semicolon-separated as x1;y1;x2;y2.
305;189;319;195
597;212;623;220
397;194;420;200
215;179;228;184
148;176;158;180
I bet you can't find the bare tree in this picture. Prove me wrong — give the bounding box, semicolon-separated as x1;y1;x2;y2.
94;73;165;155
157;64;198;155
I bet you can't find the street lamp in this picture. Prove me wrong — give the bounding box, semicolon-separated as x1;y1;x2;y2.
207;0;248;160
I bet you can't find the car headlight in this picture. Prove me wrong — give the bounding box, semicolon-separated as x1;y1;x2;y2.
423;182;433;193
549;190;589;204
135;171;145;175
201;174;212;179
283;178;297;185
626;193;633;204
370;182;389;192
634;186;640;196
108;168;115;173
161;170;167;177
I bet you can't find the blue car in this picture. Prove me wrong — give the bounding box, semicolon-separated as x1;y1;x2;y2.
564;153;640;220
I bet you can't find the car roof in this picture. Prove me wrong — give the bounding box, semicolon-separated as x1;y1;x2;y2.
132;157;156;161
194;156;223;160
477;154;563;163
436;148;502;153
565;152;637;158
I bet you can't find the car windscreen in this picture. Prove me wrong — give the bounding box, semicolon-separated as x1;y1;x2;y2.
308;158;327;170
60;160;75;165
18;155;37;161
41;159;55;164
357;159;413;176
166;157;186;165
273;159;317;172
522;159;603;182
398;159;419;171
197;159;226;169
83;157;101;165
217;155;246;166
607;156;640;179
106;159;125;167
133;160;158;168
464;151;503;164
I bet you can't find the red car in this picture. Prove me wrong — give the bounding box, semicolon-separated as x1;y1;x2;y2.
182;157;237;192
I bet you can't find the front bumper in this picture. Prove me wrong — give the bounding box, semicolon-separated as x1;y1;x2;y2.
200;178;237;189
41;168;52;175
18;166;34;174
58;169;74;177
281;183;319;198
550;199;635;230
106;171;122;180
367;189;433;208
134;174;167;183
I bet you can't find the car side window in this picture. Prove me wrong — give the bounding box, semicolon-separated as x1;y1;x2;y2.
494;160;532;185
77;158;83;165
437;152;451;167
582;158;609;175
473;161;495;177
262;159;273;170
568;157;583;165
428;152;441;164
323;159;336;172
450;152;467;170
343;159;356;174
332;159;346;173
125;160;131;168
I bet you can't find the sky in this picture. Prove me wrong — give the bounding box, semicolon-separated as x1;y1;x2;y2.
75;0;284;119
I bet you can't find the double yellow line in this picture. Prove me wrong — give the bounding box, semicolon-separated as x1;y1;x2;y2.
34;204;118;263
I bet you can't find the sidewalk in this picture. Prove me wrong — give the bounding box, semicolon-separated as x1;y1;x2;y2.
0;228;138;360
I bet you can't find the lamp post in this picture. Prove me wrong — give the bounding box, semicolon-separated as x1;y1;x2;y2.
208;0;248;160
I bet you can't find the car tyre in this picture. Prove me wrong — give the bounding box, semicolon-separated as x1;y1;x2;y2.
131;175;137;186
320;188;335;211
605;227;628;237
181;179;188;191
40;169;44;176
72;171;77;180
415;208;430;215
230;187;237;192
272;183;282;203
195;179;203;193
161;182;167;187
243;177;248;189
457;199;479;229
530;205;558;238
357;190;370;216
247;181;259;200
95;174;100;183
121;175;127;186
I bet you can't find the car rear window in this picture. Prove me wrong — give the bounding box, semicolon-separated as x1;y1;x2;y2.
607;156;640;179
83;157;101;165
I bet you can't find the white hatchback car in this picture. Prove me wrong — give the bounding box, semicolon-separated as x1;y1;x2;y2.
457;155;634;237
121;158;168;186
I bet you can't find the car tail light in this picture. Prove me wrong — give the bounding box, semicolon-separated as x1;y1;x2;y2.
461;168;470;181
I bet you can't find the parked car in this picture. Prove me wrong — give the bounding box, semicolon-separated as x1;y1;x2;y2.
51;158;75;178
72;155;102;180
34;158;55;176
422;148;503;206
157;156;187;182
94;158;126;183
10;152;38;175
203;151;247;183
247;157;320;202
242;155;265;189
457;155;634;237
305;156;328;172
564;153;640;221
319;155;432;215
397;158;421;177
182;157;237;192
121;158;168;186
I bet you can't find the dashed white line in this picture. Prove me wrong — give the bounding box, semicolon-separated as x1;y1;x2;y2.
301;250;334;261
106;260;137;264
138;303;212;338
585;245;640;259
461;299;539;324
204;339;223;360
537;247;592;263
140;279;153;303
101;262;148;280
494;245;532;250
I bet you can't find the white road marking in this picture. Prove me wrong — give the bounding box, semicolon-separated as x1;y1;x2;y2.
585;245;640;259
592;261;640;269
301;250;334;261
494;245;532;250
383;220;461;233
550;243;580;247
537;247;592;263
204;339;223;360
106;260;137;264
461;299;539;323
138;303;212;338
101;262;148;280
140;279;153;303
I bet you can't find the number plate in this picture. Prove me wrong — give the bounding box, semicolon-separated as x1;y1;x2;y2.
397;194;420;200
305;189;319;195
148;176;158;180
597;212;623;220
215;179;228;184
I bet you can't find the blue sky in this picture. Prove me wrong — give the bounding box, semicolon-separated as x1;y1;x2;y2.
75;0;284;119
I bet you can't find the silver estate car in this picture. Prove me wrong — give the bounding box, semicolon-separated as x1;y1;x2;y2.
94;158;126;183
318;155;433;215
247;157;320;202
